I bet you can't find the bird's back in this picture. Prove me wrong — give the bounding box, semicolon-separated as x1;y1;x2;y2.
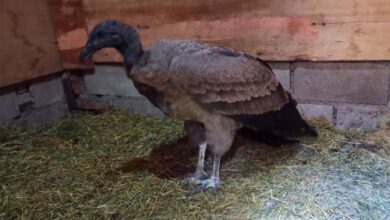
142;39;244;71
134;39;289;115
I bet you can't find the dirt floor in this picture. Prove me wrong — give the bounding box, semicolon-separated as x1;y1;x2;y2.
1;110;389;219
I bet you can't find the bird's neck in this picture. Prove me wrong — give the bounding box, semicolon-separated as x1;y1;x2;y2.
116;34;143;70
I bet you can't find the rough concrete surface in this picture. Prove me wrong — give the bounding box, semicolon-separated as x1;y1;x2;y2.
29;76;65;108
1;62;390;130
0;91;20;126
293;62;389;105
84;65;141;97
0;75;68;127
336;105;388;131
269;62;291;91
106;96;164;117
298;104;334;122
18;101;68;127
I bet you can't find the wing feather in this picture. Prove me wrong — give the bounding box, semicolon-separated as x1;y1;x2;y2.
168;44;288;114
134;41;289;115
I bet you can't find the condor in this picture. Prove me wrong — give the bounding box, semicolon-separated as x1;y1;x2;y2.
80;20;317;194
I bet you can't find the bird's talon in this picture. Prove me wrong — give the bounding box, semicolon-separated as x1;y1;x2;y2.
186;177;220;195
184;170;209;185
183;177;202;185
196;170;209;180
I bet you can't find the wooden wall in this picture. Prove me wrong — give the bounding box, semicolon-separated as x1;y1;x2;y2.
0;0;62;88
0;0;90;88
51;0;92;70
1;0;389;88
83;0;390;62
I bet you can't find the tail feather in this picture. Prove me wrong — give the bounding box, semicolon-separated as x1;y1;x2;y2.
231;92;318;137
237;127;300;147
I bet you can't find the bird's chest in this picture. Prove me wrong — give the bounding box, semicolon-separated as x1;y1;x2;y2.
132;62;214;121
155;82;207;121
131;71;203;120
166;95;207;121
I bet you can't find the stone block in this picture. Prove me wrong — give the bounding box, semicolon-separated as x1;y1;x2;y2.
17;92;34;109
19;101;68;127
0;91;20;126
293;62;389;105
111;97;164;117
84;65;141;97
29;76;65;108
76;99;109;111
297;104;334;122
336;105;388;131
269;62;291;91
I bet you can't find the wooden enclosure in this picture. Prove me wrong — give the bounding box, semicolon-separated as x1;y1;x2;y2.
1;0;390;87
0;0;62;88
51;0;93;70
0;0;91;88
84;0;390;62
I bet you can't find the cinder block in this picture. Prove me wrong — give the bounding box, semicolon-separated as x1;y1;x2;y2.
76;99;109;111
336;105;388;131
293;62;390;105
297;104;333;122
111;97;164;117
19;101;68;127
0;91;20;126
269;62;290;91
29;76;65;108
85;65;141;97
17;92;34;108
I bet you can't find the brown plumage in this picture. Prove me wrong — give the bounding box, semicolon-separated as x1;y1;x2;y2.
132;40;288;116
80;20;317;194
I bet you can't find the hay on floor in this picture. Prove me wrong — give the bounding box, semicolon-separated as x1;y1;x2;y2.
1;110;389;219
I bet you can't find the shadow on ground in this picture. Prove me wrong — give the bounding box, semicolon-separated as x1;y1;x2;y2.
117;130;309;179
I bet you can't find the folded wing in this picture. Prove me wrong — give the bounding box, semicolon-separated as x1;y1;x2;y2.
168;46;289;115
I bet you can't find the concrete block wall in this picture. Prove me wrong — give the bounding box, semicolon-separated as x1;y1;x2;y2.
272;62;390;130
0;62;388;130
82;65;163;116
82;63;389;130
0;74;68;127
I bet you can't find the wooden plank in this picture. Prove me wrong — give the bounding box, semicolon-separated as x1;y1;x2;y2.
0;0;63;87
50;0;93;70
83;0;390;61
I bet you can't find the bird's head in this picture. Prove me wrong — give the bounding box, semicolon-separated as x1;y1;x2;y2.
79;19;141;61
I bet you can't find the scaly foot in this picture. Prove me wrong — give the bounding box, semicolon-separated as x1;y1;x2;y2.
184;169;209;185
187;176;220;195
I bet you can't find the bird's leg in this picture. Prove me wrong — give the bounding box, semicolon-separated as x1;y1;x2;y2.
184;120;209;183
186;118;236;195
194;141;208;179
187;154;221;195
186;142;209;184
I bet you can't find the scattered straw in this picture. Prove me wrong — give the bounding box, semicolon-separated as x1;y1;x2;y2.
1;110;389;219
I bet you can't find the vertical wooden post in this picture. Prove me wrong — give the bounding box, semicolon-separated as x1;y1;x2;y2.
50;0;94;70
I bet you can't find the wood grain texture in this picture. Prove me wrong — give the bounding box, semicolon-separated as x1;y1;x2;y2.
83;0;390;61
50;0;93;70
0;0;62;87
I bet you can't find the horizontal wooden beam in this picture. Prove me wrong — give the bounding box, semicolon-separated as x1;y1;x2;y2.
83;0;390;61
50;0;93;70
